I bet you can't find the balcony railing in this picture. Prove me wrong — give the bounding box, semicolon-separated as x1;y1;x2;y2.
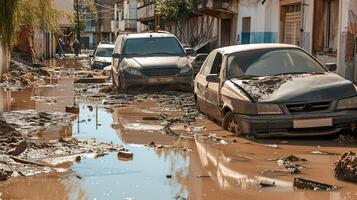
137;1;155;21
196;0;236;15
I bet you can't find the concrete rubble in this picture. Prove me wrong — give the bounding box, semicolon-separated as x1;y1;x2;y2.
335;151;357;183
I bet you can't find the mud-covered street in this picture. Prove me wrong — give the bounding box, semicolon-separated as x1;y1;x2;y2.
0;56;355;200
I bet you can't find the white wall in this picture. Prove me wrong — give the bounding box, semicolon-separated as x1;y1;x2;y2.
237;0;279;44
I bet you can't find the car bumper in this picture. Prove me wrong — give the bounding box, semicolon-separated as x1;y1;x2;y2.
122;72;193;90
91;63;111;70
235;110;357;137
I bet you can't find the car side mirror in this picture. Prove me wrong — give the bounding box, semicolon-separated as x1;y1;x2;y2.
325;63;337;71
185;48;196;57
206;74;219;83
112;53;120;58
89;55;94;58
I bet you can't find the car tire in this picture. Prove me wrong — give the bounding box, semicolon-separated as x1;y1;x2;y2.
222;111;239;135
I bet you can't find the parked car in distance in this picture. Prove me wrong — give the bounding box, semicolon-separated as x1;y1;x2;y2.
111;32;194;91
90;43;115;69
192;53;208;75
194;43;357;138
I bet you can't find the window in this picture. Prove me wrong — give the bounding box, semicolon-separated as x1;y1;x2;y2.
95;48;114;57
210;53;223;74
202;51;217;76
227;48;325;78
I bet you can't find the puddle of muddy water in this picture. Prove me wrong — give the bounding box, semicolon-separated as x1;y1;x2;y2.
1;63;357;200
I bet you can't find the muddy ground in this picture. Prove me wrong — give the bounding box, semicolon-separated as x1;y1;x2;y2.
0;57;357;200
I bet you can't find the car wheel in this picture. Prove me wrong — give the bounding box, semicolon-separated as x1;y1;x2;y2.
222;111;239;135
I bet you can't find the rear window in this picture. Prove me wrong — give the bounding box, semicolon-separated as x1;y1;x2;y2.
123;37;185;56
95;48;113;57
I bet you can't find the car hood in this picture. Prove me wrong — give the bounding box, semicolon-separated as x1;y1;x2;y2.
230;73;357;103
95;57;112;63
130;56;189;68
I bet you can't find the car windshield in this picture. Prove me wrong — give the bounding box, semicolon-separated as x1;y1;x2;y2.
95;48;113;57
123;37;185;56
227;48;326;79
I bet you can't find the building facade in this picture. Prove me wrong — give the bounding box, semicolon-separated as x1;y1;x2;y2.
237;0;357;81
136;0;238;52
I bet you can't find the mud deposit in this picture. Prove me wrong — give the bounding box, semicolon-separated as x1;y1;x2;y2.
1;58;357;200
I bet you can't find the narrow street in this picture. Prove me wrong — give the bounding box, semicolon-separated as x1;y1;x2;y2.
0;57;357;200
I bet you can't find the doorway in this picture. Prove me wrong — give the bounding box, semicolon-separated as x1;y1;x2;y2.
221;18;232;47
241;17;251;44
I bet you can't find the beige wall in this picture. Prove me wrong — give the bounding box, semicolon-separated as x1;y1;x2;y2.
53;0;74;26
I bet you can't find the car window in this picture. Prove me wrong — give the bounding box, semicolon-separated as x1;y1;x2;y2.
123;37;185;56
201;51;217;76
227;48;326;78
95;48;114;57
210;52;222;75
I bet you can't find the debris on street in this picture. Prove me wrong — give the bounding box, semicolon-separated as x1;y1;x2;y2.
293;178;339;191
335;151;357;183
1;60;50;88
117;149;134;160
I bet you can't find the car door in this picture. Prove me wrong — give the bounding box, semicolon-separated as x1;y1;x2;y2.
205;52;223;120
195;51;217;113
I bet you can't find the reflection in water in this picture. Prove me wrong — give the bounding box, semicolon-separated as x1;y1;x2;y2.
1;71;357;200
195;135;292;192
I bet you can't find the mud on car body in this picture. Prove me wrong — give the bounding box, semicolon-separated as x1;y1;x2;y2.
111;32;194;91
194;44;357;137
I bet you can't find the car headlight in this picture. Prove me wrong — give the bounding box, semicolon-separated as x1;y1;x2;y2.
337;96;357;110
180;65;192;74
94;61;104;65
256;104;283;115
180;65;191;74
124;67;142;76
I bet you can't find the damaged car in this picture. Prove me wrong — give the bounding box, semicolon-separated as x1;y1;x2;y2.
111;32;194;91
90;42;115;70
194;44;357;137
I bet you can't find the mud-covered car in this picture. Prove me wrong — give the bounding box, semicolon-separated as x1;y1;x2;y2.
90;43;114;69
111;32;194;91
194;44;357;137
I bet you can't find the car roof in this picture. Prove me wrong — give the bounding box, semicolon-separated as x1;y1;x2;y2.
124;32;176;39
216;43;299;55
97;43;115;49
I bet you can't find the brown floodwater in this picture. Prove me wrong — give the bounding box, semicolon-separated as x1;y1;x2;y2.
1;60;357;200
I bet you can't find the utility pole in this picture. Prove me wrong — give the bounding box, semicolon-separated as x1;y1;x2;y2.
76;0;81;53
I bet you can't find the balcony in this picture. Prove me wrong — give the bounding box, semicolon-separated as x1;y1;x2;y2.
137;1;155;22
112;19;137;32
195;0;238;16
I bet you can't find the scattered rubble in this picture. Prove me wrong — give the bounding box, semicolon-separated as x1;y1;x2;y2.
310;150;340;156
335;151;357;183
1;60;50;88
259;180;276;188
293;178;339;191
2;110;75;135
117;149;134;161
0;113;125;181
207;134;228;145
